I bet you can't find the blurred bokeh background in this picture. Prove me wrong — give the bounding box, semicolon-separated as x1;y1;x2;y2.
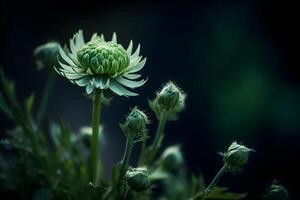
1;0;299;199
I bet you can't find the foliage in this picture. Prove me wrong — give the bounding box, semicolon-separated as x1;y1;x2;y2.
0;32;283;199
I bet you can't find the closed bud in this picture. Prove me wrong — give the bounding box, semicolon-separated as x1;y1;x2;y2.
160;145;184;172
34;41;59;69
262;181;288;200
121;107;148;137
157;82;184;111
125;167;151;192
222;142;253;171
79;126;104;148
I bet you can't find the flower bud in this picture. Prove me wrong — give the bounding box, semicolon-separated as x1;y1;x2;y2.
160;145;184;172
79;126;104;148
125;167;151;192
262;181;288;200
121;107;148;137
34;41;59;69
222;142;253;171
157;82;184;111
149;82;186;120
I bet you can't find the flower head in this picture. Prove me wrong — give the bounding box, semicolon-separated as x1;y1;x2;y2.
55;30;147;96
222;142;253;171
120;107;149;137
125;167;151;192
34;41;59;69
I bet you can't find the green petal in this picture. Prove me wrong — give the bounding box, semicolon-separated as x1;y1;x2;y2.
131;44;140;60
58;45;76;66
91;33;99;41
129;58;146;73
75;77;91;86
126;40;133;55
75;30;85;49
100;34;105;41
70;38;77;55
123;74;141;80
115;77;147;89
62;72;86;80
111;32;117;43
93;77;110;89
68;52;80;66
58;60;85;74
128;55;142;69
86;83;94;94
96;65;104;74
110;60;119;74
109;80;138;97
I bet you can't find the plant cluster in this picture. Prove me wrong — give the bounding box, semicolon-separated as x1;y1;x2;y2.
0;30;288;200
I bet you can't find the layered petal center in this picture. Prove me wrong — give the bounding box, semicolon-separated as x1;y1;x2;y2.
77;40;130;75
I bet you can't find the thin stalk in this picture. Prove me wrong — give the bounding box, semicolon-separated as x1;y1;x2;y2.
114;137;134;198
37;70;56;128
104;137;134;199
138;132;147;166
90;90;102;184
194;164;228;200
146;111;167;165
102;188;113;200
119;137;134;178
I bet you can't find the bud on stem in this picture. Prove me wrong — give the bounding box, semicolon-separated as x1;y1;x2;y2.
126;167;151;192
34;41;59;69
117;107;149;191
121;107;149;138
222;142;253;171
262;181;289;200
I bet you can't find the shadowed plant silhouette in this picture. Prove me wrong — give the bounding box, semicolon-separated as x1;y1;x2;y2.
0;30;288;200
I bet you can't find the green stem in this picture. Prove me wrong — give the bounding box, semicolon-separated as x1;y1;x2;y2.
114;137;134;198
102;188;113;200
120;137;134;178
138;132;147;166
37;70;55;128
90;90;102;184
194;164;228;200
146;111;168;165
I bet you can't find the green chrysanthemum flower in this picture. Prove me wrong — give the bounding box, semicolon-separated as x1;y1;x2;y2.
55;30;147;96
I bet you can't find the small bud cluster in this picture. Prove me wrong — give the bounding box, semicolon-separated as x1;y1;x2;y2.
121;107;149;138
34;42;59;69
149;81;186;120
222;142;253;171
125;167;151;192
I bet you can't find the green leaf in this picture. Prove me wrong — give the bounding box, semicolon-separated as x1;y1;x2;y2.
24;93;35;119
0;92;12;118
206;187;247;200
0;70;34;138
59;119;72;152
49;121;61;146
112;162;122;188
0;70;17;103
